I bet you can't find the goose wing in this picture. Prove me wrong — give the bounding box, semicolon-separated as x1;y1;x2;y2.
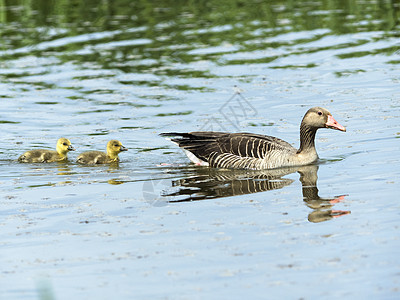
161;131;296;169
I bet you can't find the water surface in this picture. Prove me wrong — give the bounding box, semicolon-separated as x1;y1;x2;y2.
0;1;399;299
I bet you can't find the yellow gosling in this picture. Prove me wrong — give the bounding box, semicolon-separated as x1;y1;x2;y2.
76;140;127;164
18;138;75;163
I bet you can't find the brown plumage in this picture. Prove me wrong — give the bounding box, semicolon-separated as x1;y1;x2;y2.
161;107;346;170
76;140;127;164
18;138;75;163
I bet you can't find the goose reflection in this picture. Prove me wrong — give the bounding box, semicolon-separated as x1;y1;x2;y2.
298;165;350;222
163;164;350;223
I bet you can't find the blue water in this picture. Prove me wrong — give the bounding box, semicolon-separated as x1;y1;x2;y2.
0;1;399;299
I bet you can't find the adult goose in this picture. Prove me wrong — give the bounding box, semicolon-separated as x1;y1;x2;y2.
18;138;75;163
160;107;346;170
76;140;127;164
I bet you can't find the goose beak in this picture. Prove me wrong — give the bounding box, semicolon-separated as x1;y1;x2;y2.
68;145;76;151
120;145;128;152
325;115;346;132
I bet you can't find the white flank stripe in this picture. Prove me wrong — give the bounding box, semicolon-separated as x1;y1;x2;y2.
183;149;209;166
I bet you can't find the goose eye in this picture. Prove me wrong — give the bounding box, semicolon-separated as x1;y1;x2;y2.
63;143;68;146
317;111;322;116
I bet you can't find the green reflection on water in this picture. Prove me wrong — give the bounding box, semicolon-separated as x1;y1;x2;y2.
1;1;397;50
155;110;193;117
0;120;20;124
0;0;398;91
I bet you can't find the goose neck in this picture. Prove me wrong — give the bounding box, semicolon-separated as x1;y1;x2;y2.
298;123;317;154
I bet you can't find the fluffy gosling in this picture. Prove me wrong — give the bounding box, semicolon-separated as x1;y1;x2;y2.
76;140;127;164
18;138;75;163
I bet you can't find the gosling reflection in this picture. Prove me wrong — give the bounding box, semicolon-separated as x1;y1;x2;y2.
164;165;350;223
107;161;122;171
56;162;72;176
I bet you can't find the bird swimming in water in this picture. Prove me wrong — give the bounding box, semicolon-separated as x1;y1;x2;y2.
161;107;346;170
18;138;75;163
76;140;127;164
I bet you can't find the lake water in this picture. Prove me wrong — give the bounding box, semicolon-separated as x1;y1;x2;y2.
1;1;399;299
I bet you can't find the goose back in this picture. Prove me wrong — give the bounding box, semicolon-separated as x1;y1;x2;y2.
161;132;297;169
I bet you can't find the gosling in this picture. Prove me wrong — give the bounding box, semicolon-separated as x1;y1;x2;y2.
18;138;75;163
76;140;127;164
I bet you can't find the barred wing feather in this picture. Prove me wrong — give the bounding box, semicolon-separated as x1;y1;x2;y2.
161;132;296;170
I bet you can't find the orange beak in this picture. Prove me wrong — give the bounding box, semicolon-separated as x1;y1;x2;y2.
325;115;346;132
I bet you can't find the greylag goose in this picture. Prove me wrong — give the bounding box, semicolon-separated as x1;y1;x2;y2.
160;107;346;170
76;140;127;164
18;138;75;163
164;164;350;222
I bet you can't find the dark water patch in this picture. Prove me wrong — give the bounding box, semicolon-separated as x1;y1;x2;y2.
161;84;213;92
99;101;161;108
0;120;20;124
223;37;373;67
73;74;115;80
119;80;162;87
107;179;125;185
27;183;56;188
248;122;275;127
337;50;377;59
140;94;179;101
35;101;59;105
155;111;193;117
87;130;110;136
80;89;117;95
334;69;366;77
270;63;318;69
324;151;370;163
295;39;371;54
1;71;48;78
336;44;400;59
223;55;279;65
0;30;144;60
66;95;85;100
157;68;215;78
243;32;333;52
137;146;170;153
10;80;57;89
318;157;346;164
119;126;155;130
112;64;161;74
76;109;114;114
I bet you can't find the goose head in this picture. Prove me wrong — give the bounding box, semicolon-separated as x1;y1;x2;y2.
56;138;75;156
302;107;346;132
106;140;128;159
